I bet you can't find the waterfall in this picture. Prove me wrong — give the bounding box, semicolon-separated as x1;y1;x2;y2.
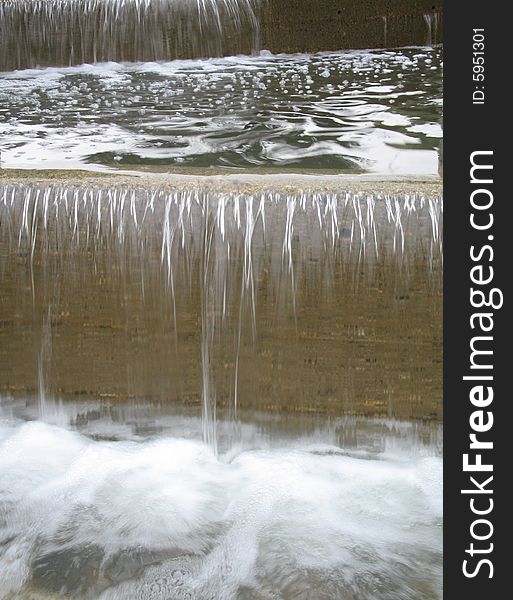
0;184;443;448
0;0;260;71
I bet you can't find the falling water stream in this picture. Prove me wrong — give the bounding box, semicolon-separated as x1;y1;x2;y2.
0;184;443;424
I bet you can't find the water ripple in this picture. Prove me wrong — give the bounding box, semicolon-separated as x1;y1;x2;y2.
0;47;443;174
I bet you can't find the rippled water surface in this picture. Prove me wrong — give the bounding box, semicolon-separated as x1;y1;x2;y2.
0;397;442;600
0;46;442;173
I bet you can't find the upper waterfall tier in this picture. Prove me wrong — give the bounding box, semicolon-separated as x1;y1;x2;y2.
0;0;261;71
0;0;443;71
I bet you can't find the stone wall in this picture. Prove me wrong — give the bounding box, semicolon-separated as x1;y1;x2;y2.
261;0;443;53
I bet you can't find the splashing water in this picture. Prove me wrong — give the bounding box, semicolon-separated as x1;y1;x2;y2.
0;183;443;595
0;400;442;599
0;1;443;596
0;182;442;597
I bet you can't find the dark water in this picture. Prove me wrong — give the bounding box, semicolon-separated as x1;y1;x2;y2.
0;47;442;174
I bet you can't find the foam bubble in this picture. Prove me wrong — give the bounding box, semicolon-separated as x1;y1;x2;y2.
0;47;443;174
0;418;442;599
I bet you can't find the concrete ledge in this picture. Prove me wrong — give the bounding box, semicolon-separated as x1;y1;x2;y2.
0;169;443;196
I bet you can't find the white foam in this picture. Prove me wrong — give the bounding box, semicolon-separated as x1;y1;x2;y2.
0;419;442;599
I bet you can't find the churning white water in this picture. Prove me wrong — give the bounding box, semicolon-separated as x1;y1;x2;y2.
0;403;442;600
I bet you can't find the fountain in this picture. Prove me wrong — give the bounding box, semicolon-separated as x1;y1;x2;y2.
0;0;443;597
0;182;443;598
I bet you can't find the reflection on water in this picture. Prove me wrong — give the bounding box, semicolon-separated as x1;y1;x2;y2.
0;47;442;174
0;184;442;423
0;396;442;600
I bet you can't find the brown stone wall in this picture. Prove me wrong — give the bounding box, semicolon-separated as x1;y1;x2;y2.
261;0;443;53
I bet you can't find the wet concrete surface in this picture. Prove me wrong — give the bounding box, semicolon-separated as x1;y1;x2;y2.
0;179;442;420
